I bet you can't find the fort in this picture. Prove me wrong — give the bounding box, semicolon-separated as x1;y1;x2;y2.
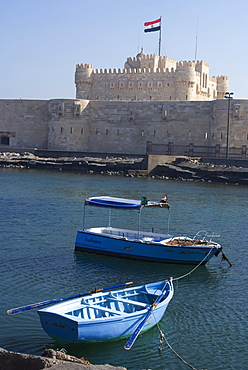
75;52;228;101
0;52;247;160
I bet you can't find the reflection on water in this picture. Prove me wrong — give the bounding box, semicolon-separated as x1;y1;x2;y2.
0;168;247;369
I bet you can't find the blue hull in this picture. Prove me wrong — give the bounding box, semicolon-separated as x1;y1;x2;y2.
39;304;166;344
75;230;220;265
38;280;174;344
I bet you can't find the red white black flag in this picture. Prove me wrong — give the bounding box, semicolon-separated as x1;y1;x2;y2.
144;18;161;33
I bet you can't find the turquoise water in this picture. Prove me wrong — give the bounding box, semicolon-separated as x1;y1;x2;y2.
0;168;247;370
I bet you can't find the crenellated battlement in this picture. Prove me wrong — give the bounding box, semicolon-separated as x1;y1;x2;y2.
76;63;93;69
176;61;196;68
216;75;229;81
126;54;176;63
90;67;175;75
75;52;228;101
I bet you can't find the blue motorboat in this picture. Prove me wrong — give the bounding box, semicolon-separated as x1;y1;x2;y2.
75;196;225;265
38;279;174;345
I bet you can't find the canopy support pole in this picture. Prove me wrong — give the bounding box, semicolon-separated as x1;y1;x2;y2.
108;209;111;227
138;207;143;239
83;202;86;230
167;211;171;234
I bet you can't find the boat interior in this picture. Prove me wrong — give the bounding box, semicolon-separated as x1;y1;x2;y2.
84;227;218;247
65;289;161;320
85;227;170;242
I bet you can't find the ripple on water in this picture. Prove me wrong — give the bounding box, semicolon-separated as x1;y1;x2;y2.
1;169;247;370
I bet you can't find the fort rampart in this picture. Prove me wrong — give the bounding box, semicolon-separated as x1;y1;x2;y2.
0;98;247;158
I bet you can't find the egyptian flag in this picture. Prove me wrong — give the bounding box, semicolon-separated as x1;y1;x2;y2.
144;18;161;33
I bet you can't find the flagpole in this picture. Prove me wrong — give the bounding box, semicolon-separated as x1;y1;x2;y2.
194;17;198;60
158;16;162;56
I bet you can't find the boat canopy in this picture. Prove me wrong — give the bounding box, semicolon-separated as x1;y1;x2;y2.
85;196;170;209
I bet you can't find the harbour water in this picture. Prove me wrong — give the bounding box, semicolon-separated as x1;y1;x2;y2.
0;167;247;370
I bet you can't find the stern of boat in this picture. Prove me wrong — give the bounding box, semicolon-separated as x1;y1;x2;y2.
38;311;79;344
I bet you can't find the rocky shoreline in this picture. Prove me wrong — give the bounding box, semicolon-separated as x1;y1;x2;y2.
0;152;145;174
0;347;127;370
149;157;248;185
0;151;248;185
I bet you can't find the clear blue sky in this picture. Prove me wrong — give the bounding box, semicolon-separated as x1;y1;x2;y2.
1;0;247;100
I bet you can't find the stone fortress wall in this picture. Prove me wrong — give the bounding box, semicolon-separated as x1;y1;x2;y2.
1;98;247;157
0;100;49;148
0;53;247;158
46;99;248;156
75;52;229;102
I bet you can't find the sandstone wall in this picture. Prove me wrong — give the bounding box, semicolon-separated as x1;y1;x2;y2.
0;98;247;157
47;99;90;150
0;100;49;148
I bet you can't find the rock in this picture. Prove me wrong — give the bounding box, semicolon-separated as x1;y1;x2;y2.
150;157;248;184
0;347;127;370
0;152;247;184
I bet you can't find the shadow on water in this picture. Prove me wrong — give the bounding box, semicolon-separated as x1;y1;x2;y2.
73;249;229;282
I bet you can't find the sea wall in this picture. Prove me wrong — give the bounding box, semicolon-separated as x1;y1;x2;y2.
0;100;49;148
46;99;248;156
0;99;247;158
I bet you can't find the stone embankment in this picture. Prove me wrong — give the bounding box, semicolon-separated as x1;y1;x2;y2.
0;152;145;174
0;347;127;370
0;152;248;185
149;157;248;185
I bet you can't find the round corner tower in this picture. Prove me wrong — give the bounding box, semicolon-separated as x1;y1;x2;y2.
75;63;93;99
175;61;197;100
216;76;229;99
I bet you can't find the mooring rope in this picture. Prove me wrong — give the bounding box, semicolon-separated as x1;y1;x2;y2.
156;323;200;370
173;245;216;282
151;248;217;369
